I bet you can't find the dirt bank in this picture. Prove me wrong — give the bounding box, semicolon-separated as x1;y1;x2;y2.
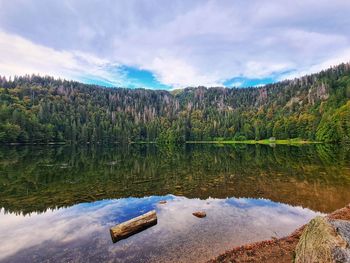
208;204;350;263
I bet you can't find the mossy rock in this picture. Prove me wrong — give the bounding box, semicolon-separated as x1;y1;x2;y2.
295;216;350;263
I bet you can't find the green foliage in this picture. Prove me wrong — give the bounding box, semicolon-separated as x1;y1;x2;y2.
0;63;350;144
316;101;350;142
0;123;21;142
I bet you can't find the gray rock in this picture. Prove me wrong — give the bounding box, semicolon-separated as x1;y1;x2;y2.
329;219;350;245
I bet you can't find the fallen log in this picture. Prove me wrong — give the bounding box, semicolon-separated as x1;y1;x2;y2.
110;210;157;243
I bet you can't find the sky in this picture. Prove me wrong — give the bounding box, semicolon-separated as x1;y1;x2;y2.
0;0;350;90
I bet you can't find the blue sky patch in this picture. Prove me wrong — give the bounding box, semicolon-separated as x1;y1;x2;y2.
223;76;276;88
119;66;172;90
80;77;117;87
223;69;296;88
80;65;172;90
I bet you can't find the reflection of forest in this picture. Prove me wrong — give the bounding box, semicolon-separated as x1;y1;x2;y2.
0;144;350;214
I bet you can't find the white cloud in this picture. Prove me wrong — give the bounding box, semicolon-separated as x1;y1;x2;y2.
0;0;350;88
149;56;222;88
0;31;126;86
278;48;350;81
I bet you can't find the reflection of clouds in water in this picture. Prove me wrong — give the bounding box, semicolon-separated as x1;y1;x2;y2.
0;196;170;261
0;207;103;260
0;196;322;263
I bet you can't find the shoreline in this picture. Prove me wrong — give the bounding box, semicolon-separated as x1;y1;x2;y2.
208;204;350;263
1;139;323;146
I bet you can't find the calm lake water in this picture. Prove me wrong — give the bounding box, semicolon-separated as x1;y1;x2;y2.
0;144;350;262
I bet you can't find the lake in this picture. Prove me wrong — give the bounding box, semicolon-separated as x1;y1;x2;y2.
0;144;350;262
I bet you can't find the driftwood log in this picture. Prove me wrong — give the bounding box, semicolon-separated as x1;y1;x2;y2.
110;210;157;243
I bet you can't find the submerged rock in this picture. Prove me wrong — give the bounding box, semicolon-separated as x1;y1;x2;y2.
159;200;167;204
192;211;206;218
295;216;350;263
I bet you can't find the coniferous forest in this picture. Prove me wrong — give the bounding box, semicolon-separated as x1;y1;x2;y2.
1;63;350;144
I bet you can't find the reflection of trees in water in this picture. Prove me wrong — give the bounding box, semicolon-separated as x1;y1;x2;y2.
0;144;349;214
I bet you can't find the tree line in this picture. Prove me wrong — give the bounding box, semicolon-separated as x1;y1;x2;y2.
0;63;350;144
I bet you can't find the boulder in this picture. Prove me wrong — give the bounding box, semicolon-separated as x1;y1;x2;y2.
295;216;350;263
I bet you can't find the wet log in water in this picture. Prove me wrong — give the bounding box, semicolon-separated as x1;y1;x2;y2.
110;210;157;243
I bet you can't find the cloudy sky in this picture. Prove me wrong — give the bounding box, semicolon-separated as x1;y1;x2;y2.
0;0;350;89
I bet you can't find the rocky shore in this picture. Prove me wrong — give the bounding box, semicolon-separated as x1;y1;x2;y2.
208;204;350;263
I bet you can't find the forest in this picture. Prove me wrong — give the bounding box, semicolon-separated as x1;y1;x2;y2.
0;63;350;144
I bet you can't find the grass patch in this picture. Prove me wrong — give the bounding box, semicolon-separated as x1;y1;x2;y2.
186;139;322;145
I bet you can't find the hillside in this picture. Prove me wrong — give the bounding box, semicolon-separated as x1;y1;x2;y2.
0;63;350;144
